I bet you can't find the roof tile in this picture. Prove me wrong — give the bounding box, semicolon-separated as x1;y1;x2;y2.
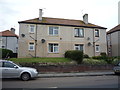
18;17;107;29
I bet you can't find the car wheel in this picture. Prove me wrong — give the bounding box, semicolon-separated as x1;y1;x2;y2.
21;73;30;81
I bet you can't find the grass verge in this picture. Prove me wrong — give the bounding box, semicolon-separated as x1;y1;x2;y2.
9;57;72;63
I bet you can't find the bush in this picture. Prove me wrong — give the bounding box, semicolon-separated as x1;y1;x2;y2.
92;56;103;60
64;50;83;64
100;52;107;57
83;54;89;58
82;59;108;65
0;48;13;59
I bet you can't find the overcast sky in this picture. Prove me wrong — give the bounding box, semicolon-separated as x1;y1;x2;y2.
0;0;120;35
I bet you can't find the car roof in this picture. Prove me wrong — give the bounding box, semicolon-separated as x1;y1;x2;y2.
0;60;13;63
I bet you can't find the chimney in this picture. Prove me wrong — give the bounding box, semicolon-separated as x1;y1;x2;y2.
83;14;88;24
10;28;15;34
39;9;42;21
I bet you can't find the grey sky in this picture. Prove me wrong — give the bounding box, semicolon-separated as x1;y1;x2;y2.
0;0;119;35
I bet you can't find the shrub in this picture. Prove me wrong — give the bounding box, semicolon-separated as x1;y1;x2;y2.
82;59;108;65
64;50;83;64
100;52;107;57
64;50;72;58
92;56;103;60
83;54;89;58
0;48;13;59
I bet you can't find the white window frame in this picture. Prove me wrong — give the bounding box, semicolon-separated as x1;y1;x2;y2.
74;28;84;37
95;45;100;52
29;25;35;33
74;44;84;51
95;29;99;37
49;26;59;36
48;43;59;53
29;42;35;51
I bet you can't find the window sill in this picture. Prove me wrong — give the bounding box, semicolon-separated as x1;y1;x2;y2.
74;36;84;38
48;52;59;54
29;50;35;52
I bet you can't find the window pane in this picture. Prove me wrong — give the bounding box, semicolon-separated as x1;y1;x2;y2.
74;28;79;36
80;45;83;51
54;46;58;53
96;45;100;52
75;44;83;51
49;43;58;53
49;27;53;35
30;25;35;33
54;29;58;35
49;27;58;35
79;29;84;37
29;43;34;50
3;62;15;68
49;44;53;52
95;30;99;37
75;28;84;37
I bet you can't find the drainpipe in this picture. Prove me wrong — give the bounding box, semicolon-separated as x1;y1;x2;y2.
35;24;37;58
93;29;95;56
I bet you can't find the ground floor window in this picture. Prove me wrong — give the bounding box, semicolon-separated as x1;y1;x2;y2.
48;43;59;53
95;45;100;52
29;42;35;51
74;44;84;51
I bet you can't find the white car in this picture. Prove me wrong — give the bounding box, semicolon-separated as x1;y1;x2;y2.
0;60;38;81
113;62;120;74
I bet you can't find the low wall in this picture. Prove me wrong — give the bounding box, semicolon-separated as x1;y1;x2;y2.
21;63;114;73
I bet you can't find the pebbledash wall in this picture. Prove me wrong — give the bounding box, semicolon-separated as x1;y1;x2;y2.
18;23;107;58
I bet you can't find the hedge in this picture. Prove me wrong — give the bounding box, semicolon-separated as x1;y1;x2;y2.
0;48;13;59
64;50;83;64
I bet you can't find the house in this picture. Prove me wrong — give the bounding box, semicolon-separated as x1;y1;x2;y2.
0;28;18;55
18;9;107;58
107;24;120;57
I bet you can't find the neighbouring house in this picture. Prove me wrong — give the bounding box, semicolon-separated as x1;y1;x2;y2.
0;28;18;57
107;24;120;57
18;9;107;58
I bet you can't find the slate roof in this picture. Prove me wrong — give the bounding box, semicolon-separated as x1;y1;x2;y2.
0;30;18;38
107;24;120;34
18;17;107;29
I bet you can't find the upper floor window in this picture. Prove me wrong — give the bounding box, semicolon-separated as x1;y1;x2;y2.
74;28;84;37
29;42;35;51
48;43;59;53
95;29;99;37
29;25;35;33
74;44;84;51
49;27;59;36
95;45;100;52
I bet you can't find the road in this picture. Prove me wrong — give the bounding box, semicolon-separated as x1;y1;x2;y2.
2;75;119;88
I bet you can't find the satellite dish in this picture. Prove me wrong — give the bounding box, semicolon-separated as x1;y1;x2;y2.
88;42;91;46
21;34;25;37
41;39;45;43
87;37;90;40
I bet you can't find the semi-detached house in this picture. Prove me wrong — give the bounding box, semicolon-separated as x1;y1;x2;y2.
18;9;107;58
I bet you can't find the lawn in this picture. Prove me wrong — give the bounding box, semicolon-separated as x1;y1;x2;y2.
9;57;72;63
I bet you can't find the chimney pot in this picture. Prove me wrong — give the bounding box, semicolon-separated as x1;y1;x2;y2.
39;9;42;21
10;28;15;34
83;14;88;24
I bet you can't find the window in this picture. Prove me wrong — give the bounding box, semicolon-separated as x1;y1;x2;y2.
95;29;99;37
49;27;59;36
74;28;84;37
95;45;100;52
3;62;16;68
29;42;35;51
30;25;35;33
49;43;59;53
75;44;84;51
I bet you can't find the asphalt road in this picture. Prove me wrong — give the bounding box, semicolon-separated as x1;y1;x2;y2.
2;75;120;88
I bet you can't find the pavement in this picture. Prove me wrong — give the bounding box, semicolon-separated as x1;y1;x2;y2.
38;70;115;78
